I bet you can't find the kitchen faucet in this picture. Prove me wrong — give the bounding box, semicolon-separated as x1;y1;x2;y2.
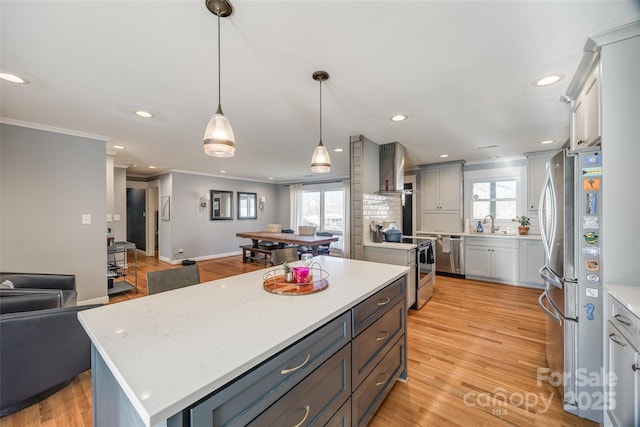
482;215;499;234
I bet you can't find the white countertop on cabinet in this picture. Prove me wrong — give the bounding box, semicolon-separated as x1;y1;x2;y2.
363;241;417;249
78;256;409;426
416;230;542;240
606;284;640;317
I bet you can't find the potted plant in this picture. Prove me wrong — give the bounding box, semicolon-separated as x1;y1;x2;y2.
512;215;531;235
282;261;293;282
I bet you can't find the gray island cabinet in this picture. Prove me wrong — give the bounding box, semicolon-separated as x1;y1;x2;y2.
78;256;408;427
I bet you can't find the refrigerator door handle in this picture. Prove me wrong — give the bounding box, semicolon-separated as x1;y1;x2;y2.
539;264;562;289
539;291;563;325
538;166;555;262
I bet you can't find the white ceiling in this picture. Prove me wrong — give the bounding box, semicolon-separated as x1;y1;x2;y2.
1;1;639;183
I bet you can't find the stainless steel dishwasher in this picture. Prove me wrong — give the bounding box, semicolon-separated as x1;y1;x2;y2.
420;235;464;277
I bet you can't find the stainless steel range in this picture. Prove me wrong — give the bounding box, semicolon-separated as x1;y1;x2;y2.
403;237;435;309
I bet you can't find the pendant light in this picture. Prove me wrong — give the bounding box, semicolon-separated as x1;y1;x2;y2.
203;0;235;157
311;71;331;173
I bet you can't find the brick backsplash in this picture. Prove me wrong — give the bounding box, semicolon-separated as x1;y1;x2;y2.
363;193;403;242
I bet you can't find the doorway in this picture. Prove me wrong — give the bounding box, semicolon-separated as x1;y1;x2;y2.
126;188;146;251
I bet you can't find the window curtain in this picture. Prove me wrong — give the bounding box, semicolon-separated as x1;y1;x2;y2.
289;184;303;232
342;179;350;258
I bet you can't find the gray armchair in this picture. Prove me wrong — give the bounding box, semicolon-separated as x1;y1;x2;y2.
0;272;101;416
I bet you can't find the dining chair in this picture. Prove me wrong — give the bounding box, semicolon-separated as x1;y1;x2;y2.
270;247;299;265
315;231;333;255
298;226;316;236
260;224;282;248
266;224;282;233
146;264;200;295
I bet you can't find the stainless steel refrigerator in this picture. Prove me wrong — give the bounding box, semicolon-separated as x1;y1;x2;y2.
538;148;603;423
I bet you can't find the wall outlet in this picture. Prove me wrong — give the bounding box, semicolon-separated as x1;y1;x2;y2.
178;249;184;253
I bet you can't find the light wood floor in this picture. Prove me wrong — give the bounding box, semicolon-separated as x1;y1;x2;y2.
0;252;598;427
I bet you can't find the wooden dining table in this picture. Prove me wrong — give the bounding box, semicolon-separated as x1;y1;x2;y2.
236;231;339;258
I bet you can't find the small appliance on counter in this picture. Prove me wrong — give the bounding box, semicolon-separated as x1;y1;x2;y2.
369;222;384;243
382;222;402;242
383;228;402;242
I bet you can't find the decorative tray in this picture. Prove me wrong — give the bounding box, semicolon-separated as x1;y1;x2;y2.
263;262;329;295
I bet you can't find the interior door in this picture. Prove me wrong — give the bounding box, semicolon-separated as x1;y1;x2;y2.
126;188;146;251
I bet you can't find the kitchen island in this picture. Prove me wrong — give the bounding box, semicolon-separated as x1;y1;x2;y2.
78;256;408;426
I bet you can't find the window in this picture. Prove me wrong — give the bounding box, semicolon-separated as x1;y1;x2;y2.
300;187;344;234
471;179;517;220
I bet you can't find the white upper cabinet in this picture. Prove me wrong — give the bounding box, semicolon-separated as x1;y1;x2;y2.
419;163;463;232
526;151;559;212
420;164;462;211
571;64;601;151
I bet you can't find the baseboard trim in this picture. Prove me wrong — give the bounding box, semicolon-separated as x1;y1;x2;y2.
169;251;242;265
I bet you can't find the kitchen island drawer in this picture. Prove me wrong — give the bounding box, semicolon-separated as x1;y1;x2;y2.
325;398;351;427
247;343;351;426
190;311;351;426
352;336;405;427
352;299;404;390
352;276;405;336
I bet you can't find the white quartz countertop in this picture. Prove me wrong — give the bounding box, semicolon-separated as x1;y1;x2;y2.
606;284;640;317
78;256;409;426
416;230;542;240
363;235;435;250
363;241;417;249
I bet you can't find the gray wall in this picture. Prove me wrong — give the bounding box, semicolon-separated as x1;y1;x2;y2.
158;172;283;262
275;185;291;228
601;35;640;286
0;124;107;302
111;166;127;242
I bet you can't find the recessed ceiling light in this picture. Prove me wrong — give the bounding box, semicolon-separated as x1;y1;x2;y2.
390;114;407;122
134;110;155;118
0;72;29;84
113;145;125;150
333;148;344;152
539;139;555;145
268;177;274;180
148;166;156;169
533;74;564;87
439;154;449;158
219;170;226;174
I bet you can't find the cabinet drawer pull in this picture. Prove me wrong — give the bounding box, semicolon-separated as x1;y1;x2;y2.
375;331;389;341
614;314;633;327
281;352;311;375
633;364;639;372
291;405;310;427
375;372;389;387
609;333;626;347
377;297;391;306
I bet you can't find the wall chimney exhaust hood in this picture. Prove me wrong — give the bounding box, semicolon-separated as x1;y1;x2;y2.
379;142;404;193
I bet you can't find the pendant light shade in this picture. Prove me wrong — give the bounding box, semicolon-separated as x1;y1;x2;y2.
204;104;235;157
203;0;235;157
311;142;331;173
311;71;331;173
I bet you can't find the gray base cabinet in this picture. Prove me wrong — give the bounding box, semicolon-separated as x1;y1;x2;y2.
465;237;519;284
606;295;640;427
518;239;544;287
168;276;407;427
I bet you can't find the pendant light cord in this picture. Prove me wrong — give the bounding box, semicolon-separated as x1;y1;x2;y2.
217;9;221;107
319;78;323;143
